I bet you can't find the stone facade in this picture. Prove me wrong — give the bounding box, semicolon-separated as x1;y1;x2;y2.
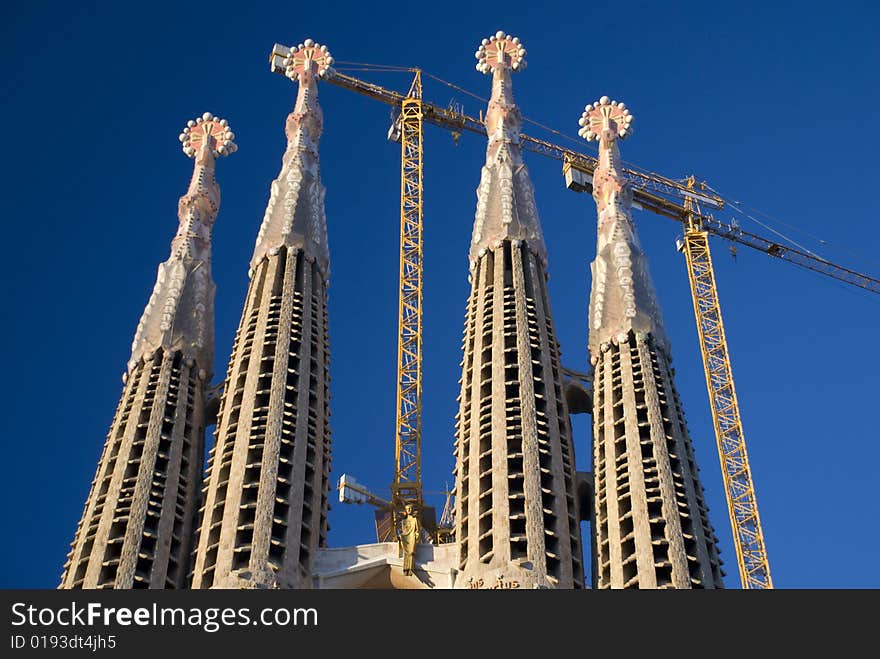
190;41;333;589
452;33;584;589
60;114;235;588
312;543;458;589
579;97;724;588
61;38;734;593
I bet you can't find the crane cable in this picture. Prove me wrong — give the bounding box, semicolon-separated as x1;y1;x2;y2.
703;183;880;271
335;62;880;284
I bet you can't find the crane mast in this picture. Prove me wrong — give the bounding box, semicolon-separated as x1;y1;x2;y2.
391;71;425;525
681;177;772;589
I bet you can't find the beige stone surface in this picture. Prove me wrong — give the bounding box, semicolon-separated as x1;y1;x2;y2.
60;116;231;589
584;98;724;588
452;33;584;590
313;542;458;589
191;50;331;590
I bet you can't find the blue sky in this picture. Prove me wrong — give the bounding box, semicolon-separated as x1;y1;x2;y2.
2;1;878;588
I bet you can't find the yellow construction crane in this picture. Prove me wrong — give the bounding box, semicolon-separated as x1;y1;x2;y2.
321;64;880;580
680;176;772;589
390;71;424;528
325;67;475;542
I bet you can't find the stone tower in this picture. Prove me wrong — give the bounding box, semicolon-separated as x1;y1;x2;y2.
578;97;724;588
452;32;584;589
60;114;237;588
190;39;333;589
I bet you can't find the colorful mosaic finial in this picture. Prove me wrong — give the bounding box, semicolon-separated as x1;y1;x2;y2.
283;39;334;81
475;31;526;74
578;96;634;143
179;112;238;158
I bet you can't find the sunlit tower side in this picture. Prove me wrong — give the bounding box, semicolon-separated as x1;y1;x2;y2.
578;97;724;588
191;40;334;589
452;32;583;589
60;114;236;588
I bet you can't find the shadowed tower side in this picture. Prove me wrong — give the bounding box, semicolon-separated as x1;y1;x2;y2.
191;40;333;589
578;97;724;588
60;114;237;588
452;32;584;589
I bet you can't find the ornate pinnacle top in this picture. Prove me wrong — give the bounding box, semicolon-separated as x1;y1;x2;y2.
171;113;236;242
579;97;633;218
578;96;633;144
179;112;238;158
282;39;334;81
468;31;546;269
127;113;236;378
475;31;527;73
578;98;668;358
252;39;332;277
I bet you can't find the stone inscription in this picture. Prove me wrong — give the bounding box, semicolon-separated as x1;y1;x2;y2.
467;575;520;589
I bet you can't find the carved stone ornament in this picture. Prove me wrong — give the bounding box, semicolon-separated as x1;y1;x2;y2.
468;32;547;269
128;113;236;376
578;98;669;355
251;39;331;277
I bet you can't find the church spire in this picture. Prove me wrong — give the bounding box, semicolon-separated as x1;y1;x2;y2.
579;100;725;589
578;97;669;359
252;39;333;277
469;31;546;269
60;114;235;589
452;32;584;590
190;39;334;590
128;113;236;378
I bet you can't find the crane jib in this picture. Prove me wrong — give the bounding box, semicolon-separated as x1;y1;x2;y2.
326;69;877;296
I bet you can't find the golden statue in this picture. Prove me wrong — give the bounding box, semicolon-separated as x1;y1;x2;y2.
398;504;420;576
